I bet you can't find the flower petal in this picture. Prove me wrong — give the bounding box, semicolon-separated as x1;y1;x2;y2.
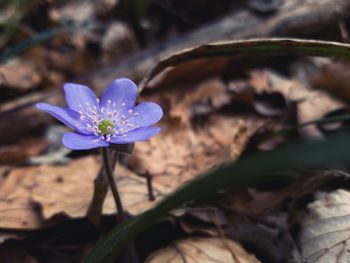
125;102;163;129
110;126;161;144
62;132;109;150
64;83;99;114
100;78;137;118
36;103;89;134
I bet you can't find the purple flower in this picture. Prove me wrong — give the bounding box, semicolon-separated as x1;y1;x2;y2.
37;78;163;150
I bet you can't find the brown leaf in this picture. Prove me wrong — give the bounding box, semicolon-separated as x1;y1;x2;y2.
103;165;172;215
130;77;264;191
33;155;169;218
130;114;259;191
311;61;350;101
0;156;100;229
293;189;350;262
101;22;139;64
249;70;344;137
0;154;175;230
32;157;100;220
0;58;42;92
145;237;261;263
0;137;48;165
0;165;43;229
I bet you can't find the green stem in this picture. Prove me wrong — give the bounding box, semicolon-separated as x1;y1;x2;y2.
101;148;126;223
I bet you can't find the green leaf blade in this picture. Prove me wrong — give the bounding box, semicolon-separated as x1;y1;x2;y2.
85;135;350;263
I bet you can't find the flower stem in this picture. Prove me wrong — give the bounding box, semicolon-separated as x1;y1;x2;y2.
101;148;139;263
145;172;155;201
101;148;126;223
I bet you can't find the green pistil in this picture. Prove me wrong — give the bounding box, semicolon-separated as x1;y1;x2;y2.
98;119;113;135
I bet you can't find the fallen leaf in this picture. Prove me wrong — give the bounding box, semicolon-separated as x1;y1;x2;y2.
145;237;261;263
0;154;175;230
311;61;350;101
0;165;43;229
0;137;48;165
293;189;350;262
130;114;258;191
103;165;172;215
0;145;26;165
101;22;139;64
0;58;42;95
32;156;100;220
249;70;344;137
130;78;264;191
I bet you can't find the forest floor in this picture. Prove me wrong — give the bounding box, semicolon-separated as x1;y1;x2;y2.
1;0;350;262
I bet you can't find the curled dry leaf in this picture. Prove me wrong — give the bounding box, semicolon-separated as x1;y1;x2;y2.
249;70;344;137
130;78;264;191
294;189;350;262
145;237;261;263
311;61;350;101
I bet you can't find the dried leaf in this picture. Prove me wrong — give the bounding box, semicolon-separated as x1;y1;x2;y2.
294;189;350;262
0;165;43;229
101;22;138;64
0;154;176;230
0;58;42;92
0;157;101;229
130;114;258;191
249;70;344;137
311;61;350;101
0;137;48;165
32;157;100;219
103;165;172;215
145;237;261;263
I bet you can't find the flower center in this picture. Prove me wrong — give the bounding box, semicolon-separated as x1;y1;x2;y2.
98;119;113;135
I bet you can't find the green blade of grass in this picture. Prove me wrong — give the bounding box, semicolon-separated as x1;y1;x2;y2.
0;21;99;64
85;135;350;263
139;38;350;92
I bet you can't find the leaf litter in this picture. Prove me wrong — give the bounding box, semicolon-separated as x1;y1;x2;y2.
2;0;350;262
